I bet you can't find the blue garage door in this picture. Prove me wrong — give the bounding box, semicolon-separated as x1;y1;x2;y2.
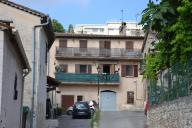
100;91;116;111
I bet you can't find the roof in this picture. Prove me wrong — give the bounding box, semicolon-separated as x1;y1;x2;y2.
0;0;55;49
55;33;144;40
0;20;30;71
0;0;47;18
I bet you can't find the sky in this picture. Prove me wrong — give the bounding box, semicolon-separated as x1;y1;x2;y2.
11;0;149;29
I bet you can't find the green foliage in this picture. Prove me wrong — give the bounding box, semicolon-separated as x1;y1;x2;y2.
67;24;75;34
52;19;65;32
140;0;192;79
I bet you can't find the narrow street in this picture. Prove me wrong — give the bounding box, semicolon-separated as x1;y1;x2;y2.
58;115;91;128
99;111;148;128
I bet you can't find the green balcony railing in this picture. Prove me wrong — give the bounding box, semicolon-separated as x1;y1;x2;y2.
55;72;120;84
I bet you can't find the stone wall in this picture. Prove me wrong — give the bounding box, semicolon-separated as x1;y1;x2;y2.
148;96;192;128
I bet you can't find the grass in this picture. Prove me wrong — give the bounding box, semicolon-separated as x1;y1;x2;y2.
91;109;100;128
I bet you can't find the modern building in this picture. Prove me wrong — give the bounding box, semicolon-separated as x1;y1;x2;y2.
0;20;30;128
74;21;144;36
49;33;145;111
0;1;55;128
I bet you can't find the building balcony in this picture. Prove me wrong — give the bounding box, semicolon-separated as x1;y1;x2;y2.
55;72;120;85
55;47;142;60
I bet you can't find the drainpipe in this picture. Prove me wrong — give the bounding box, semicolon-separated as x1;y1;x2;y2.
30;16;50;128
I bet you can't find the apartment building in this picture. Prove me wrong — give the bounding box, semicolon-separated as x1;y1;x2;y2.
74;21;144;36
49;33;145;111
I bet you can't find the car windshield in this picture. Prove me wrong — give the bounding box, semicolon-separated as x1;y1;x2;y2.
76;103;87;109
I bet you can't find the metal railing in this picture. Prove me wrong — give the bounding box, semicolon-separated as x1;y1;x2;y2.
55;47;142;59
148;59;192;106
55;72;120;84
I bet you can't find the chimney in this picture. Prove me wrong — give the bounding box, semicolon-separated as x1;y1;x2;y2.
119;22;126;35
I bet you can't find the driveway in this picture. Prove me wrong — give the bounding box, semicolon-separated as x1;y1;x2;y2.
99;111;148;128
58;115;91;128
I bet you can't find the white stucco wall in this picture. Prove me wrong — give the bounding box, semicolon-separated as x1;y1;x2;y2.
0;31;25;128
0;3;49;128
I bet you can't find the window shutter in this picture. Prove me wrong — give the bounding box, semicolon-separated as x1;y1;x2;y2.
126;41;134;51
59;40;67;48
110;64;115;74
75;64;80;73
121;65;126;77
134;65;138;77
105;41;111;49
88;65;92;74
99;41;105;49
79;40;87;48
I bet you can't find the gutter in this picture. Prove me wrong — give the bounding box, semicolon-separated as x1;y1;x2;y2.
30;16;50;128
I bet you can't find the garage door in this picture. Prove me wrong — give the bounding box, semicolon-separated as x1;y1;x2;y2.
100;91;116;111
61;95;74;111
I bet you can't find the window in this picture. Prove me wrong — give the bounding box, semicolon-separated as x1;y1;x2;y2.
126;65;134;76
80;65;87;73
79;40;87;48
127;91;134;104
121;65;138;77
59;40;67;48
59;64;68;73
77;95;83;102
13;73;18;100
75;64;92;74
126;41;134;51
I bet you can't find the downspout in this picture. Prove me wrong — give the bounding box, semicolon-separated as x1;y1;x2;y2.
20;69;31;128
30;16;50;128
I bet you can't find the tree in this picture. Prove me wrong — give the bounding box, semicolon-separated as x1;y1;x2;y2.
140;0;192;79
52;19;65;32
67;24;74;34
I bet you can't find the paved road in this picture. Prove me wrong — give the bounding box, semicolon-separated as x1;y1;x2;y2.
58;115;91;128
99;111;148;128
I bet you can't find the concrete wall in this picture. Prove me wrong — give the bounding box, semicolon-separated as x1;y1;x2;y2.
148;96;192;128
0;31;24;128
0;3;48;128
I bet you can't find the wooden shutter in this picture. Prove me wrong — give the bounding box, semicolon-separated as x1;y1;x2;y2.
105;41;111;49
59;40;67;48
110;64;115;74
99;41;105;49
88;65;92;74
79;40;87;48
134;65;138;77
121;65;126;77
126;41;134;50
75;64;80;73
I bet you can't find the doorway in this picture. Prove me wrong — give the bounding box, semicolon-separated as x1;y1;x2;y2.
103;64;110;74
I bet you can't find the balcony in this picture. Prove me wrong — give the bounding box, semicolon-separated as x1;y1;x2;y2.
55;72;120;85
55;47;142;60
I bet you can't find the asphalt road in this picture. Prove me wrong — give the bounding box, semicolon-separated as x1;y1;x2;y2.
99;111;148;128
58;115;91;128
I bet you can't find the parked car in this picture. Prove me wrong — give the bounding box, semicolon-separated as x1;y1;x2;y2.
72;102;91;119
66;106;73;115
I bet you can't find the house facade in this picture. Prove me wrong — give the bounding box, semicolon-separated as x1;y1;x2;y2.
49;33;145;111
74;21;144;36
0;1;55;128
0;21;30;128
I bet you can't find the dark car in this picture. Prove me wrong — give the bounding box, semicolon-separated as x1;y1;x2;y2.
72;102;91;119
